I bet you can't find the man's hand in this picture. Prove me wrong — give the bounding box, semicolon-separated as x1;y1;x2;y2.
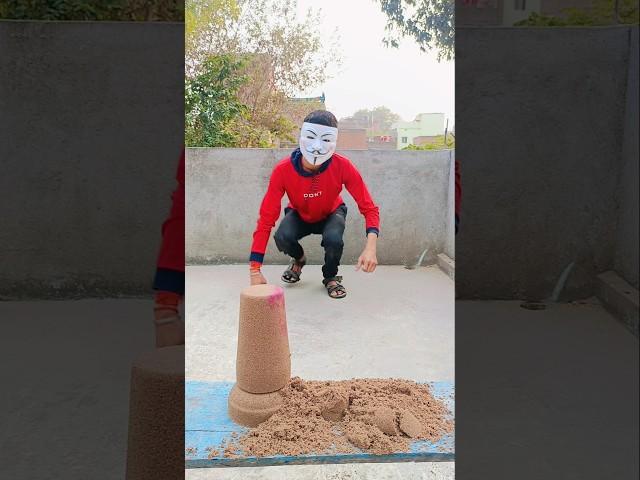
154;310;184;348
356;248;378;273
250;268;267;285
153;291;184;348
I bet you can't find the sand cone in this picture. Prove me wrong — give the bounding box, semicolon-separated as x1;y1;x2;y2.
227;384;284;427
125;345;184;480
228;284;291;427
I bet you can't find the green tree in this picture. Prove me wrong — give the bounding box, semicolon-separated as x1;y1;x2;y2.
402;134;454;150
185;55;248;147
0;0;184;20
349;106;401;136
186;0;339;147
185;0;240;76
374;0;454;61
195;0;340;95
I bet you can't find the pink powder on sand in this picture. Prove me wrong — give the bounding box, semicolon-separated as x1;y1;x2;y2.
266;287;287;336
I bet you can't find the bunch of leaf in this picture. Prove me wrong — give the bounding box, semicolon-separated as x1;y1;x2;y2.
185;0;240;75
185;54;249;147
514;0;638;26
0;0;184;20
374;0;454;61
341;106;401;137
186;0;338;147
402;134;454;151
233;53;300;146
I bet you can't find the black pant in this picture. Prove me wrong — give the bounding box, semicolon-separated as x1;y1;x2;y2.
274;205;347;279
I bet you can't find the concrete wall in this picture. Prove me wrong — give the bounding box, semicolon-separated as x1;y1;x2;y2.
0;21;184;297
186;148;454;266
614;27;639;288
445;157;456;260
369;140;397;151
456;26;635;299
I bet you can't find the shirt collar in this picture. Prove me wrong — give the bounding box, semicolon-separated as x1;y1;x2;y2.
290;148;333;177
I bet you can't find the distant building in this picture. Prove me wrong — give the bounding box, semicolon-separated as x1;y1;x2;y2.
339;116;370;130
289;93;326;105
337;128;368;150
456;0;596;26
369;135;397;151
394;113;445;150
339;112;399;140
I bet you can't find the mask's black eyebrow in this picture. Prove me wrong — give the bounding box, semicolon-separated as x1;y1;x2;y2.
321;133;334;138
304;128;317;136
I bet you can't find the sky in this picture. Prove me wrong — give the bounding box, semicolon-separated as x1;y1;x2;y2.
294;0;454;125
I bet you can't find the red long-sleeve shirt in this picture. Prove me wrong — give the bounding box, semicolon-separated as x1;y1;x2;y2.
455;159;461;217
250;151;380;264
153;149;185;294
157;149;185;271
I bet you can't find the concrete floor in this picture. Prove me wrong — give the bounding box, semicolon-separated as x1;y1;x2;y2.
185;462;455;479
0;299;156;480
185;264;455;480
456;300;639;479
185;264;455;382
1;294;634;479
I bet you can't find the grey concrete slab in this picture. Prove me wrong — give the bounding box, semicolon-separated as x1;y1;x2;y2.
0;299;155;480
456;26;637;299
185;264;455;383
185;461;455;479
456;300;639;479
597;270;639;336
0;22;184;297
614;26;639;288
437;254;455;280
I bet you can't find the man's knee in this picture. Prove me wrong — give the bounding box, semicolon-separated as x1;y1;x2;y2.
274;227;296;250
322;230;344;250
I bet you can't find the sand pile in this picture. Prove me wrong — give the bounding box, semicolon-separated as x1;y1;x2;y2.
222;377;453;457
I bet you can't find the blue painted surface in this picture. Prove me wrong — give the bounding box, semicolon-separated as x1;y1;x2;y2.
185;380;454;468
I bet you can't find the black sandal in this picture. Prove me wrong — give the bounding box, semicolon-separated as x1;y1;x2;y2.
282;256;306;283
323;276;347;299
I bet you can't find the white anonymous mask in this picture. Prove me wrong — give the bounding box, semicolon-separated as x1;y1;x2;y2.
299;122;338;166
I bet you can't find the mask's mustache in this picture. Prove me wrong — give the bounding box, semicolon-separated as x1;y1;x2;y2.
307;147;326;155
